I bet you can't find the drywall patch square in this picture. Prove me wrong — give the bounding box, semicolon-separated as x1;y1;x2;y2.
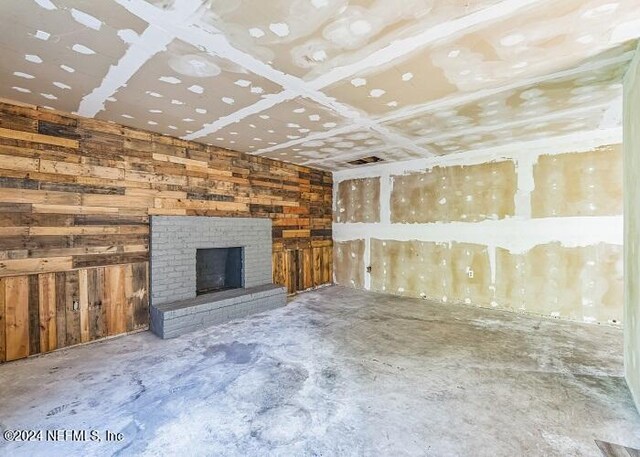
335;177;380;223
333;239;365;288
495;242;623;324
369;239;491;305
531;144;623;218
390;161;516;223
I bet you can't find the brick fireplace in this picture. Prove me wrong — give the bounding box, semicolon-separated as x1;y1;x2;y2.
149;216;286;338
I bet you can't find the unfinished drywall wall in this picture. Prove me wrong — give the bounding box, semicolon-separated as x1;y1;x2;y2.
391;161;516;223
531;144;623;217
335;177;380;223
370;239;492;304
333;130;624;325
495;243;623;323
333;239;365;289
623;46;640;412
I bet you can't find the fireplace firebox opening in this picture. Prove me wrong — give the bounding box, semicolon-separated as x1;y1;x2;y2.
196;247;243;295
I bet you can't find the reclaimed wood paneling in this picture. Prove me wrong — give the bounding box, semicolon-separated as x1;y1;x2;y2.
38;273;56;352
271;242;332;294
0;98;333;362
0;263;149;362
28;275;39;355
0;280;5;361
4;276;29;361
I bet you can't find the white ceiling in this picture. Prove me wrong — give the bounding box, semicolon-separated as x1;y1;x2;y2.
1;0;639;170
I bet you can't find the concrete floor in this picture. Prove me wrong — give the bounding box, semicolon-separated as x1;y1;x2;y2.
1;286;639;457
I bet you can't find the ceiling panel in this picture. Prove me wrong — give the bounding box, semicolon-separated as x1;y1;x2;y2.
186;0;502;80
94;37;283;138
0;0;638;170
260;128;386;162
0;0;147;112
384;55;629;142
199;96;349;152
323;0;640;118
421;110;609;155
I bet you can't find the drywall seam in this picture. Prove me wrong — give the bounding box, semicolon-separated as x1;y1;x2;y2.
308;0;544;90
363;238;371;290
252;49;627;158
125;5;432;156
332;216;623;253
371;124;436;157
76;0;626;169
97;0;565;164
67;0;630;170
333;128;622;181
78;0;203;117
379;173;391;224
487;245;497;285
258;124;362;155
187;91;299;140
302;143;399;167
254;49;629;159
77;25;174;117
514;154;536;218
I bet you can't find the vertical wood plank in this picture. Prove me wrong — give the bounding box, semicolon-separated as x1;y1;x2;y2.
124;264;135;332
297;250;304;292
78;269;89;343
0;279;6;362
284;251;291;294
302;249;312;290
116;266;127;333
322;246;332;284
105;265;126;336
288;250;297;295
55;272;66;349
130;262;149;330
272;251;286;287
328;246;333;284
28;275;40;355
38;273;57;353
271;252;279;286
312;248;322;287
87;267;106;341
64;270;80;347
5;276;29;361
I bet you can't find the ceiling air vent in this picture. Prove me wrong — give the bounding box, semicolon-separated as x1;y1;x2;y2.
347;156;384;166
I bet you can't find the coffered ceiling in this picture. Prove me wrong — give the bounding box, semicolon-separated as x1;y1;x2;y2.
1;0;639;170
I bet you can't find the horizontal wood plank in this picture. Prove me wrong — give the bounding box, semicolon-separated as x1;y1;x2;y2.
0;127;79;148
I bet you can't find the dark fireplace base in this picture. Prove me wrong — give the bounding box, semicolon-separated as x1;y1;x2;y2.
150;285;287;339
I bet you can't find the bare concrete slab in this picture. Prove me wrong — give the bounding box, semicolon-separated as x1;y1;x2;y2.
0;286;638;456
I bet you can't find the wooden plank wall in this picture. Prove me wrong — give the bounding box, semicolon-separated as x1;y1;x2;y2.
0;99;333;362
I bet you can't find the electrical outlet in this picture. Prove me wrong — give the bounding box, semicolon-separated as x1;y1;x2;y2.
467;268;474;279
